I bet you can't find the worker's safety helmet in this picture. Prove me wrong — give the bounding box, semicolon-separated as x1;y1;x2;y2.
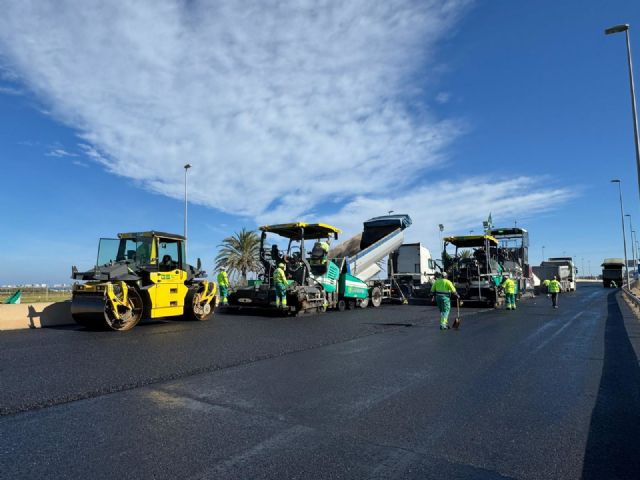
278;263;285;269
553;275;558;280
441;272;448;278
220;266;226;271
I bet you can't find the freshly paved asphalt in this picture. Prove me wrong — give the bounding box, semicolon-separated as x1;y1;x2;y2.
1;283;639;479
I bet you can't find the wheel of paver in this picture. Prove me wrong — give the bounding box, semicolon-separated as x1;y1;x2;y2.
184;287;214;321
370;287;383;308
103;288;144;331
358;296;369;308
337;299;347;312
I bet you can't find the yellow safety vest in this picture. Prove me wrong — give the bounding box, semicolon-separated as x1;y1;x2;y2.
273;267;287;285
548;280;561;293
217;271;229;287
431;278;456;295
503;278;516;294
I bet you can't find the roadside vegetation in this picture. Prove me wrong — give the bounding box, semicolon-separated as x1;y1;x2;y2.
214;228;262;285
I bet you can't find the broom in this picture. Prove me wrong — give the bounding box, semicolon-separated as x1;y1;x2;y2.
452;296;462;329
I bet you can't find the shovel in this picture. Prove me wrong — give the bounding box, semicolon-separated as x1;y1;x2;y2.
452;297;462;330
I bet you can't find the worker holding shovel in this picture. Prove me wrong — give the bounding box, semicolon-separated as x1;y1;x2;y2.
431;272;459;330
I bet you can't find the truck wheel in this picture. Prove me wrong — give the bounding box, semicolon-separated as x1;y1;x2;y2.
337;299;347;312
359;296;369;308
370;287;383;308
184;287;214;321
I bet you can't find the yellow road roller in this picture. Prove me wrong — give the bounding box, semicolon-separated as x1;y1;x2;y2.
71;231;216;331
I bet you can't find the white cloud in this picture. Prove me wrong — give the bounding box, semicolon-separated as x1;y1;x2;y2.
0;1;573;237
435;91;451;104
46;148;78;158
315;176;576;250
0;84;21;95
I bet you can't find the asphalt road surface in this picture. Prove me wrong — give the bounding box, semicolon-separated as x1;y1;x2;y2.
2;283;640;479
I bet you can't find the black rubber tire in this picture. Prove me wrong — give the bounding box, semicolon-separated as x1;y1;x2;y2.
370;287;383;308
359;296;369;308
184;287;215;321
337;299;347;312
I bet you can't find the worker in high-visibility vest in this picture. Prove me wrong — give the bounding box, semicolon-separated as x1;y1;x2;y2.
431;272;459;330
548;276;561;309
273;262;288;309
217;266;230;306
502;275;517;310
542;278;550;297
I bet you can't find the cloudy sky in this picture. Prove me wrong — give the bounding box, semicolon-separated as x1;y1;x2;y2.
0;0;638;283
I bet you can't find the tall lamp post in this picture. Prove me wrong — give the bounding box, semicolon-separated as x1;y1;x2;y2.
542;245;545;262
605;24;640;201
438;224;444;263
612;179;631;285
184;163;192;260
626;215;637;278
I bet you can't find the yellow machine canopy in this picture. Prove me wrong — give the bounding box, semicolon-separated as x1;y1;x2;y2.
259;223;341;240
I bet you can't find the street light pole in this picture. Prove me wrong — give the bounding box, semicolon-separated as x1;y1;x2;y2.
184;163;192;260
612;179;631;285
542;245;545;262
626;215;637;278
605;24;640;202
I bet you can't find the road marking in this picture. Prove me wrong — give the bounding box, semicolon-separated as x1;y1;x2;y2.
530;311;583;355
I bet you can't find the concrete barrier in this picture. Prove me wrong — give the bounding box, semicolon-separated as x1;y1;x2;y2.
0;301;73;331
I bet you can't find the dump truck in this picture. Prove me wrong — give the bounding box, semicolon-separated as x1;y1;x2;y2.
601;258;625;288
443;234;505;307
71;231;217;331
532;258;576;293
545;257;577;291
331;214;413;306
388;243;438;298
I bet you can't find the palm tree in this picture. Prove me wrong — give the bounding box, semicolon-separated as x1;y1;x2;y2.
459;249;473;259
215;228;262;285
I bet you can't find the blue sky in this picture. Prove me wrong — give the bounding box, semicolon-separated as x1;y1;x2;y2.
0;0;639;284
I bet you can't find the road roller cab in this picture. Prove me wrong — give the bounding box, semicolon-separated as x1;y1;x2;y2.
71;231;217;331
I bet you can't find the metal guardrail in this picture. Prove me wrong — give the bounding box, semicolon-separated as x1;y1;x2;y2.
622;280;640;308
